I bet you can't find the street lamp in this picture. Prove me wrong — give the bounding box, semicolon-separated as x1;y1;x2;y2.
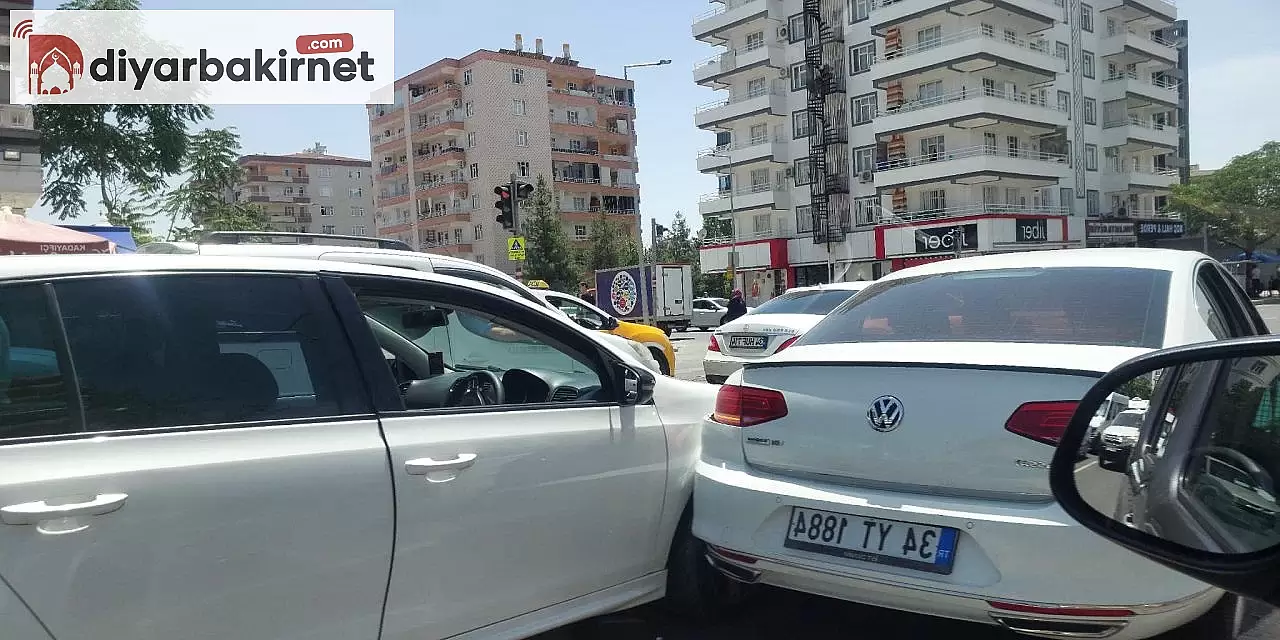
622;58;671;326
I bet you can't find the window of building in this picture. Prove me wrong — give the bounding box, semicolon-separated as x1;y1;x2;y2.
352;207;365;217
352;225;367;236
1060;187;1074;212
920;189;947;212
1087;190;1100;216
322;224;337;234
574;225;588;239
1057;90;1071;119
1085;144;1098;171
348;169;362;179
852;94;877;125
787;14;807;43
1055;41;1069;60
1003;28;1017;44
318;167;331;178
792;110;813;139
1081;3;1094;32
319;186;332;197
1082;51;1095;79
517;161;531;177
2;150;20;161
283;168;293;177
511;68;524;84
566;110;580;124
796;204;813;233
464;102;475;117
467;132;477;147
513;99;526;116
917;25;942;50
474;225;484;240
469;163;479;178
349;187;363;197
516;130;529;147
854;146;875;175
471;195;479;209
849;0;872;23
454;228;463;243
320;206;334;216
793;158;813;186
745;31;765;51
790;62;809;91
463;70;472;85
572;196;587;211
1084;97;1097;125
850;42;875;75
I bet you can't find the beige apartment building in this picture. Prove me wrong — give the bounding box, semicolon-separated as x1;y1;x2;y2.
367;37;641;273
233;152;376;236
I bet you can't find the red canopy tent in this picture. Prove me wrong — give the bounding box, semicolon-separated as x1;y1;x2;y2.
0;212;114;255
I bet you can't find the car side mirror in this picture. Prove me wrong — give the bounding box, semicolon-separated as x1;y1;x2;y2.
619;363;655;405
1050;336;1280;605
600;316;620;331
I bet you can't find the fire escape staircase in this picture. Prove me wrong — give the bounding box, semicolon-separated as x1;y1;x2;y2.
803;0;849;246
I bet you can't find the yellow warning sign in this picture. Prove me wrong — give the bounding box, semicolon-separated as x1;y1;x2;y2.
507;236;526;261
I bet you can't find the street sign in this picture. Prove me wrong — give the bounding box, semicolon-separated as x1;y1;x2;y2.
507;236;526;261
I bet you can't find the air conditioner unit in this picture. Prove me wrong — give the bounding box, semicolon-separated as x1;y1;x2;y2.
859;171;873;183
453;98;462;108
777;25;789;40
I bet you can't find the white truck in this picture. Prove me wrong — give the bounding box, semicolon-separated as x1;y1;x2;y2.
593;263;694;335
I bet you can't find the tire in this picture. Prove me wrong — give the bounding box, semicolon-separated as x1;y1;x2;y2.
651;348;671;376
1160;592;1246;639
664;506;748;622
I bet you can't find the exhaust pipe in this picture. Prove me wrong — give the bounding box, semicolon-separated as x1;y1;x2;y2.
704;550;762;584
990;615;1128;639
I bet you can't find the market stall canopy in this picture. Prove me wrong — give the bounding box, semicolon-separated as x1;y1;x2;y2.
1228;252;1280;264
57;225;137;253
0;212;114;255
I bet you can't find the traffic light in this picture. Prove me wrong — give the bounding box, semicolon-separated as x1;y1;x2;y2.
514;181;534;200
494;184;513;231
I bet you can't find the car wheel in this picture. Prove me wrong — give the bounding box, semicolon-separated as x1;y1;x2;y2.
665;507;748;622
651;348;671;376
1160;593;1246;639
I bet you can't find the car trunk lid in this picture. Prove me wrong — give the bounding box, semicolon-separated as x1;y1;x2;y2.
714;314;823;359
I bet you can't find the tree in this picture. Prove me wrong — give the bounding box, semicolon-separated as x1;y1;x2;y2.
696;217;733;297
35;0;214;220
656;211;708;293
521;176;579;291
153;128;266;240
1168;141;1280;259
99;178;157;245
584;212;640;271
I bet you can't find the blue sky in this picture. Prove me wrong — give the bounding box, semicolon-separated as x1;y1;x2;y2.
26;0;1280;234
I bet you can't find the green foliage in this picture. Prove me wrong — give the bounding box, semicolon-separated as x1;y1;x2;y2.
656;211;711;294
584;212;640;272
1169;141;1280;255
153;128;266;239
1117;375;1153;401
97;178;156;245
521;175;579;291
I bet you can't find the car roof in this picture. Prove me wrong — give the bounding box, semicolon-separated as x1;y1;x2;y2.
879;248;1206;283
785;281;871;294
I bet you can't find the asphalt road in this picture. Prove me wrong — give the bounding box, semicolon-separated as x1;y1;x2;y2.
537;308;1280;639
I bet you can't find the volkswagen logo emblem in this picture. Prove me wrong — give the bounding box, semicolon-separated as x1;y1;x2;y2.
866;395;904;432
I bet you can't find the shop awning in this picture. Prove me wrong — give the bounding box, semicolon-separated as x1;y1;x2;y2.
0;213;114;255
57;225;138;253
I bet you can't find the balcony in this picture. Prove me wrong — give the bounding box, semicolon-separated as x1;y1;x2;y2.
416;176;469;194
703;220;794;246
1100;0;1177;29
1099;28;1179;66
864;202;1070;226
872;28;1062;87
876;144;1070;188
412;117;465;141
697;183;790;216
1102;116;1181;151
373;132;406;151
418;206;472;223
409;82;462;111
1123;167;1180;191
696;137;787;172
692;0;778;43
550;118;599;137
870;0;1057;34
693;41;785;87
876;87;1068;136
1123;208;1181;221
694;86;788;129
1099;71;1180;108
415;147;466;169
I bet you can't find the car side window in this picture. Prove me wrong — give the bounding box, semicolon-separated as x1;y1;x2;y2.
0;284;74;439
1193;277;1230;339
550;296;606;330
434;267;545;307
1196;263;1258;337
54;275;364;433
1145;361;1210;460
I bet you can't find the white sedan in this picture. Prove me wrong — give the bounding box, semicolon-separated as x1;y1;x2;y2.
702;282;870;384
694;249;1267;639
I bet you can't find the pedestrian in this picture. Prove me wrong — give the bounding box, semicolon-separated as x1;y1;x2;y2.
1251;265;1263;298
1270;273;1279;297
720;288;748;326
579;281;596;306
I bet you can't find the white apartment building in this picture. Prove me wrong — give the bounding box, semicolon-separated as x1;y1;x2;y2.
2;0;42;215
232;152;376;237
368;38;641;274
693;0;1187;297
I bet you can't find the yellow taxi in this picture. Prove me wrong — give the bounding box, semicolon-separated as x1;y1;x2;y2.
536;290;677;376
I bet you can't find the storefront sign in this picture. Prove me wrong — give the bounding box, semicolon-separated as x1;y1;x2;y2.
914;224;977;254
1135;220;1186;239
1086;221;1135;238
1015;218;1049;243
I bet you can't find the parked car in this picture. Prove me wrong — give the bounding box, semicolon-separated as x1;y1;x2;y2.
138;232;667;374
1097;408;1148;468
0;254;732;640
536;289;676;376
694;249;1269;639
702;281;870;384
691;297;754;330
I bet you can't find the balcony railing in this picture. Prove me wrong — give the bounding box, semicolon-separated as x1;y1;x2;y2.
420;206;473;219
416;117;465;131
698;182;783;202
1103;115;1181;132
694;39;768;71
693;0;757;22
1105;26;1178;48
694;86;784;114
704;220;794;245
1120;209;1181;219
697;135;785;157
552;145;599;155
409;82;460;104
415;146;465;160
876;144;1068;171
562;206;639;215
885;87;1064;116
1104;70;1181;92
554;176;603;184
867;203;1071;225
883;27;1053;62
417;176;469;191
379;164;402;176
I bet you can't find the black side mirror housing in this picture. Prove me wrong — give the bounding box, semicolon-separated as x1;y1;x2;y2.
601;316;620;331
618;363;655;405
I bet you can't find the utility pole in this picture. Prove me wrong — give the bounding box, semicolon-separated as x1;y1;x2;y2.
639;218;655;326
953;226;964;259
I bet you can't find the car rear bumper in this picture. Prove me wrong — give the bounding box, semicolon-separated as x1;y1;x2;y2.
693;460;1221;639
703;352;760;382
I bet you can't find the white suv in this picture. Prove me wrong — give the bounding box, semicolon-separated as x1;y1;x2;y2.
0;253;729;640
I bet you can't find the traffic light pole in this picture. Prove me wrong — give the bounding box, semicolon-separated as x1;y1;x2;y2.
639;217;653;326
508;173;520;233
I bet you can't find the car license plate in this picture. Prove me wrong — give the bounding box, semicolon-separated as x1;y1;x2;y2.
727;335;767;349
784;507;959;575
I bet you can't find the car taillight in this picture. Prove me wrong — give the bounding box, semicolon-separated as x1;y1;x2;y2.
708;334;721;352
774;335;801;352
1005;401;1079;445
712;384;788;427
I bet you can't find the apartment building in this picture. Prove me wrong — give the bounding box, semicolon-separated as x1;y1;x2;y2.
1;0;42;215
693;0;1187;297
367;37;641;273
232;152;375;236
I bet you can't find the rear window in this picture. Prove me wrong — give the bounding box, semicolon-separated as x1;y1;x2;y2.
752;289;861;315
798;267;1170;348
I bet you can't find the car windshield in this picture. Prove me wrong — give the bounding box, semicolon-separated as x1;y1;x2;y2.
798;267;1170;348
751;289;860;316
1110;412;1144;428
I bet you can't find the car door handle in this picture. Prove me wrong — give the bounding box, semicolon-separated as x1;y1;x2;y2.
405;454;477;475
1;493;128;525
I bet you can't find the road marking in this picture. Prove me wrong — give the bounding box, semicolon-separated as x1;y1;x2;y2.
1076;460;1098;471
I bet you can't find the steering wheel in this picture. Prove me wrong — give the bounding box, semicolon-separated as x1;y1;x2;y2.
1193;446;1277;496
446;371;505;407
